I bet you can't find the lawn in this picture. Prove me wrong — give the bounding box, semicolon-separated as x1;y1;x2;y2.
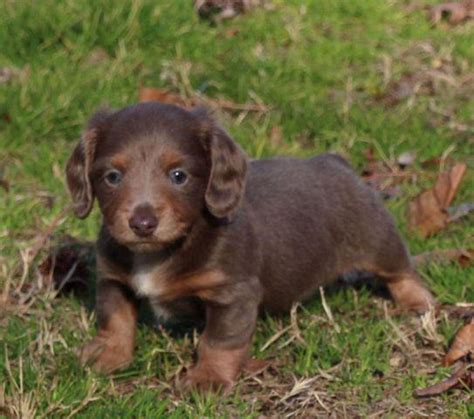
1;0;473;417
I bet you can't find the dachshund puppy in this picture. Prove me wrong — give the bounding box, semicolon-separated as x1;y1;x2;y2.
66;102;434;391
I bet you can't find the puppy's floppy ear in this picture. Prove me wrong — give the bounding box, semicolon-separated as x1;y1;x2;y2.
197;112;248;221
65;108;112;219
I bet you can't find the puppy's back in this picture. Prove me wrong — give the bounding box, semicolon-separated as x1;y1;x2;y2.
244;154;409;311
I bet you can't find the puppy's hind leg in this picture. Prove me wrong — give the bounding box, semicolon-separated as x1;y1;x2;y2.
363;228;435;313
379;270;435;314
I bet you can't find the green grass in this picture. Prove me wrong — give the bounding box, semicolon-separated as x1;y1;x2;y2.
1;0;473;417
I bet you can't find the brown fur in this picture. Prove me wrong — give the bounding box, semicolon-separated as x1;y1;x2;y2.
178;337;250;392
66;102;435;391
77;280;138;373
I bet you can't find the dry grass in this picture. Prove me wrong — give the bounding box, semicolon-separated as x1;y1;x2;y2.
1;0;473;417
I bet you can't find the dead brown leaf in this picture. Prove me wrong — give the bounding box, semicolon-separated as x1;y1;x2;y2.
443;320;474;366
435;163;466;207
37;235;94;295
414;363;473;397
224;28;240;37
414;318;474;397
195;0;267;21
360;147;406;199
378;73;434;106
420;156;455;170
442;303;474;320
430;0;474;25
138;86;269;113
1;113;11;124
138;87;195;108
0;177;9;192
413;248;474;268
407;163;467;237
375;41;474;118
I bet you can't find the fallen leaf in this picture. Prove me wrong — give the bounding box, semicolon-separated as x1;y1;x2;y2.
415;315;474;397
195;0;266;21
361;147;407;199
376;72;437;107
138;86;270;113
375;41;473;112
407;163;467;237
442;303;474;320
414;363;473;397
1;113;11;124
430;0;474;25
420;156;455;170
443;320;474;366
435;163;466;208
38;235;94;295
0;177;9;192
138;87;195;109
377;74;423;106
412;248;474;268
224;28;240;37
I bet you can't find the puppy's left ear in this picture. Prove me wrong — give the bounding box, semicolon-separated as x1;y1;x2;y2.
201;120;248;221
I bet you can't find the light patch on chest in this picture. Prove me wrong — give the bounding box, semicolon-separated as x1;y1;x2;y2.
131;263;168;298
131;253;228;302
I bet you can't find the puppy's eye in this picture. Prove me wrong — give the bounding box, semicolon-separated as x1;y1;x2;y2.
104;169;123;186
169;169;188;185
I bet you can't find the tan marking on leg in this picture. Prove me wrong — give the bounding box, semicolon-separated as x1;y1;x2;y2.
383;271;435;313
78;282;137;373
178;338;250;393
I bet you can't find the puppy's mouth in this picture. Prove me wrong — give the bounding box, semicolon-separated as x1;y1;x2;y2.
124;226;192;253
128;242;162;253
127;236;187;254
104;217;192;253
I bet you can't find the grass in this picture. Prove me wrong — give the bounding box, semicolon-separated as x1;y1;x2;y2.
1;0;473;417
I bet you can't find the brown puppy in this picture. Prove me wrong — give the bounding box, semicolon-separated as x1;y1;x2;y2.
66;102;434;391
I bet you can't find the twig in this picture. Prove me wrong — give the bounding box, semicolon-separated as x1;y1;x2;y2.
319;287;340;333
414;364;471;397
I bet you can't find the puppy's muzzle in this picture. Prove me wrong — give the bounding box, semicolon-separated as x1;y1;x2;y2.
128;204;158;237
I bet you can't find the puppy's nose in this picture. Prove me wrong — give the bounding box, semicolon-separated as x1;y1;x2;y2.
129;204;158;237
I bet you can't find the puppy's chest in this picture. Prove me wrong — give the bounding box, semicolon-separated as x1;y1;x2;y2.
131;262;169;298
130;255;227;302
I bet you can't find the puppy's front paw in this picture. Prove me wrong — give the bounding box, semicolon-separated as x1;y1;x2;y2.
177;366;234;394
77;336;133;374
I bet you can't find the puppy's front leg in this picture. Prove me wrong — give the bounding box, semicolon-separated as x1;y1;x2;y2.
179;282;261;393
78;279;138;373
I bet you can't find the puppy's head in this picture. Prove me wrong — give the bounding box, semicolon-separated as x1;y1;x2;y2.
65;103;247;252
